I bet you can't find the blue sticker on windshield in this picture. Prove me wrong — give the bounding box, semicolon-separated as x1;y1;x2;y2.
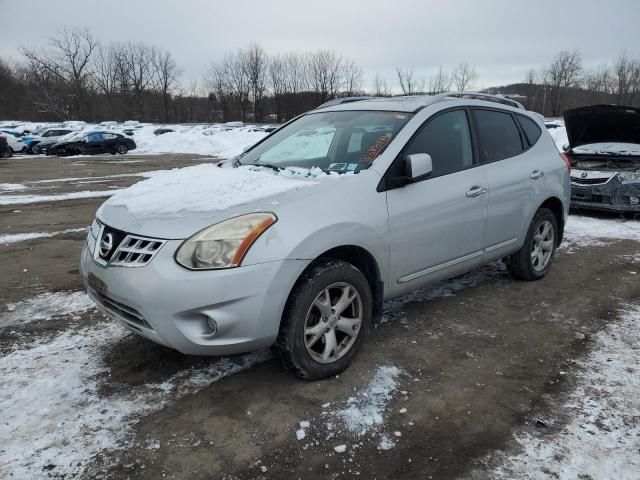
346;163;358;171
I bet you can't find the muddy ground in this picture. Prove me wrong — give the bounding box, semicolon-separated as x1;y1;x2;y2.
1;154;638;479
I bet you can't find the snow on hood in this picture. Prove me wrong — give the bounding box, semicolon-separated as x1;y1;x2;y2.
564;105;640;152
97;163;333;237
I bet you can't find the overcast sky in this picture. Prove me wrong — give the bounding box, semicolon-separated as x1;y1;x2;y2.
2;0;639;92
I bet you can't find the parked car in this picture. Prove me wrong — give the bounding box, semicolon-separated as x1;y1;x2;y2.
81;93;570;379
48;131;136;156
0;135;12;157
564;105;640;213
153;128;174;135
0;130;26;153
23;128;75;153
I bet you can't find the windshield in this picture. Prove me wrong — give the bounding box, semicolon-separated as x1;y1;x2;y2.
239;110;412;173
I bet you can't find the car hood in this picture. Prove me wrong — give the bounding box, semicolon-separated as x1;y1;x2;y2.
96;163;347;239
564;105;640;151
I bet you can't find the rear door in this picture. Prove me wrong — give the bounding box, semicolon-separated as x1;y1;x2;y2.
386;109;488;291
471;108;537;255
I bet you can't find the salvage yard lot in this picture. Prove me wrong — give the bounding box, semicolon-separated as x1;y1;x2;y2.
1;154;639;479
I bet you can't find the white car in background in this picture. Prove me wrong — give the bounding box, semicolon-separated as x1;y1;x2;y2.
26;128;75;153
0;130;26;153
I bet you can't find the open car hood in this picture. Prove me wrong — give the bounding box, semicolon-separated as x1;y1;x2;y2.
564;105;640;151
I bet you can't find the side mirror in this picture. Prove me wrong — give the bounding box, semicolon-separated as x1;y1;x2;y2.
405;153;433;181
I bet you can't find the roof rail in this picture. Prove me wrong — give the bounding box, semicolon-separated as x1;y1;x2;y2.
444;92;525;110
315;96;379;109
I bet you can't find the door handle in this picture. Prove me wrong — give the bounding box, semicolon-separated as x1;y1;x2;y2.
466;186;487;198
530;170;545;180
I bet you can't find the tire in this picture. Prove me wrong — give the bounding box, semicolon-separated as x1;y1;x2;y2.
117;144;128;154
31;144;41;154
273;259;372;380
506;207;558;281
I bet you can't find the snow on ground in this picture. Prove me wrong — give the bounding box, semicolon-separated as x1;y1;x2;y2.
487;304;640;480
0;183;27;192
0;228;86;246
0;290;95;328
101;163;326;218
331;365;403;437
563;215;640;247
0;189;123;206
0;294;270;478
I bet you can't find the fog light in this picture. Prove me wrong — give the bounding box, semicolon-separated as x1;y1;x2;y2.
206;317;218;335
630;196;639;205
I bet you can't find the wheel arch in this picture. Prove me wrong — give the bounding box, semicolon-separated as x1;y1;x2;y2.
286;245;384;324
538;196;565;246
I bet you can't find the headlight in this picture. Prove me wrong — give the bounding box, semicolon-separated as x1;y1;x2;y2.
617;171;640;183
175;213;277;270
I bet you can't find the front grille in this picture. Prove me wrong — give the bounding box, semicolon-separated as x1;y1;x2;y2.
109;235;165;267
92;222;166;268
571;176;613;185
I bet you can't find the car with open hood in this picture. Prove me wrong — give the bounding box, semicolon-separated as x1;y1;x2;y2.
565;104;640;213
80;92;570;380
48;131;136;156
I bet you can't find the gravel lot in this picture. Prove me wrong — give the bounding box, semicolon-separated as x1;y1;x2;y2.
1;154;639;479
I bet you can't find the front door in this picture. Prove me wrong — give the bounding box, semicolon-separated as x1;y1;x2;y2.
386;109;488;293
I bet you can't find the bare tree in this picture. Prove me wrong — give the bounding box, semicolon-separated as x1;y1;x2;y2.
342;60;363;96
612;53;640;105
428;66;451;94
396;67;424;94
452;62;477;92
308;50;344;102
242;43;269;121
152;48;181;122
373;73;390;96
21;27;98;118
543;50;582;116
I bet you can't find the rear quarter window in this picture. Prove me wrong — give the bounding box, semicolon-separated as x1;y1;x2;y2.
473;109;525;162
517;115;542;146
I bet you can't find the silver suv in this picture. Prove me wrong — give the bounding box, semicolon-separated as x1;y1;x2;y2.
81;93;570;380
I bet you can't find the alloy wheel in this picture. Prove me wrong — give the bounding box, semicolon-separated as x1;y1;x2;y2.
531;219;554;271
304;282;363;364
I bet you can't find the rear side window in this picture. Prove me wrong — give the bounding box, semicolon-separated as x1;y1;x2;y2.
473;109;524;162
517;115;542;146
403;110;473;178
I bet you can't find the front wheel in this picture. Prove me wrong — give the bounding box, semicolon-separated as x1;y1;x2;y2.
31;144;41;154
273;259;372;380
117;144;128;154
506;207;558;281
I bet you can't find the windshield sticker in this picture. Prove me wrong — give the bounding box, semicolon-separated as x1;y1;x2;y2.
346;163;358;171
328;163;348;171
360;133;391;164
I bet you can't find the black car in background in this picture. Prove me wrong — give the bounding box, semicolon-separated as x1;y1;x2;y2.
0;135;12;157
566;105;640;213
47;131;136;156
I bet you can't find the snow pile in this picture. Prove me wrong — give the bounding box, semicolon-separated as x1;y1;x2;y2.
490;304;640;479
0;291;95;328
0;183;26;192
332;365;403;436
0;228;86;246
0;306;269;478
101;163;324;218
133;125;268;157
564;215;640;247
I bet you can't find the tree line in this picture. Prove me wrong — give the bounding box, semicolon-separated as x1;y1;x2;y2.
1;27;639;123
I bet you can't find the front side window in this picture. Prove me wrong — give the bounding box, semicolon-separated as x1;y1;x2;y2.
473;109;524;162
240;110;412;173
403;110;474;178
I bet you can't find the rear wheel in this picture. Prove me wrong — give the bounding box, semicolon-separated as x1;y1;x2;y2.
507;207;558;281
273;259;372;380
117;144;128;154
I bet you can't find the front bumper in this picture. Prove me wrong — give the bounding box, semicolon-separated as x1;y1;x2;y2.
571;178;640;213
80;241;310;355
